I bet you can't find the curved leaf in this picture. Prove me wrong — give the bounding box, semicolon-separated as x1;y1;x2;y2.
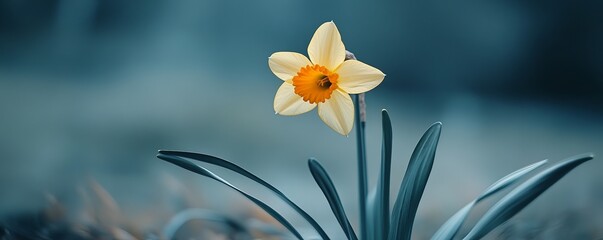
431;159;547;240
463;153;594;240
389;122;442;240
368;109;393;240
308;158;358;240
158;150;330;240
477;159;548;201
157;153;304;240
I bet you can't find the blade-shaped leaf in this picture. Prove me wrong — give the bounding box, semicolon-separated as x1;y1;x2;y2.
366;189;378;240
389;122;442;240
308;158;358;240
158;150;330;240
463;153;594;240
368;110;393;240
431;159;547;240
157;153;304;240
477;159;548;201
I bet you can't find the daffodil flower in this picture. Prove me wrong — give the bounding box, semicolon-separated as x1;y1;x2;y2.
269;21;385;136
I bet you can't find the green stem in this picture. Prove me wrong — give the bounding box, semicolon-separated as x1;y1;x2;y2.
354;93;368;240
347;50;368;240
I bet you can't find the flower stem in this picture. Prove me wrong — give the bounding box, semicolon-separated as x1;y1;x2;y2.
347;50;368;240
354;93;368;240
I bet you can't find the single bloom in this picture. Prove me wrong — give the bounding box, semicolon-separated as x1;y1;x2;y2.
269;21;385;135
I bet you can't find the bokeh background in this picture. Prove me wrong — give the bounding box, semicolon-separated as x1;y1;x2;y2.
1;0;602;239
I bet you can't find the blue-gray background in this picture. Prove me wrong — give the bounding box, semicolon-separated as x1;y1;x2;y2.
1;0;602;238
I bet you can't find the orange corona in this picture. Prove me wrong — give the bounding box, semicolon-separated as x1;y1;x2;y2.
292;65;339;104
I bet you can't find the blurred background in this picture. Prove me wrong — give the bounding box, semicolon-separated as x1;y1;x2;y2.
1;0;602;239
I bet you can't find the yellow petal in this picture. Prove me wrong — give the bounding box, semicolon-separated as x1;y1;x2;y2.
274;83;316;115
307;22;346;70
336;60;385;94
269;52;312;81
317;89;354;135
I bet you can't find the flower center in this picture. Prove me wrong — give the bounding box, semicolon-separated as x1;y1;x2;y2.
292;64;339;104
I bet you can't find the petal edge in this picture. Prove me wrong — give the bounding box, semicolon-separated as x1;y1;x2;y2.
317;90;354;135
269;52;312;81
274;83;316;115
336;60;385;94
307;22;346;70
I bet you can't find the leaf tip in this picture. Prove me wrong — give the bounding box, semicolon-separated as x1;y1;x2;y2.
430;122;443;135
158;149;175;155
566;153;595;163
381;109;390;118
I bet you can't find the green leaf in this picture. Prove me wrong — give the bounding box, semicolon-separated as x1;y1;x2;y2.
157;153;304;240
366;189;378;240
367;110;393;240
389;122;442;240
308;158;358;240
463;153;594;240
431;159;547;240
158;150;330;240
